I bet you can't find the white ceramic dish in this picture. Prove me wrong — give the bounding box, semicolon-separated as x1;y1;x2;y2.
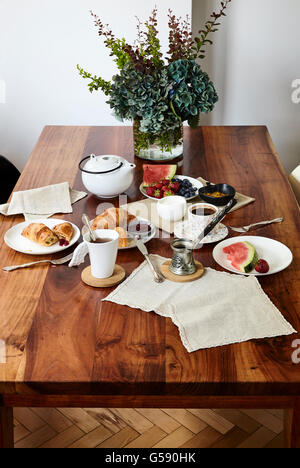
4;218;80;255
174;221;228;247
140;175;203;202
157;196;187;222
213;236;293;276
82;217;157;250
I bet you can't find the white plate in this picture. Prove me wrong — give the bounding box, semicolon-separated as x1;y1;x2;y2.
82;217;157;250
4;218;80;255
174;221;228;247
140;175;203;202
213;236;293;276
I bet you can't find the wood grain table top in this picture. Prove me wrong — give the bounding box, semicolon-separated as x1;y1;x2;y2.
0;125;299;398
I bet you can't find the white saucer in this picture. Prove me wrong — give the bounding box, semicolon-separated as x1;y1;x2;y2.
4;218;80;255
174;221;228;247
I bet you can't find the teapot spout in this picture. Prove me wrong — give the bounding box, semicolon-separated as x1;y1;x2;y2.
124;161;136;174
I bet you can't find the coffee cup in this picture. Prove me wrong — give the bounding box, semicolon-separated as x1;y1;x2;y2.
83;229;119;279
188;203;219;233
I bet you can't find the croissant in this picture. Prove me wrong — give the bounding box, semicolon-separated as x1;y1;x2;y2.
21;223;58;247
115;227;129;248
91;208;136;231
91;214;112;231
52;222;74;242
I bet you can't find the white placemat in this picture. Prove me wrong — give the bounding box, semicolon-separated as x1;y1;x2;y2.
0;182;87;221
103;255;296;352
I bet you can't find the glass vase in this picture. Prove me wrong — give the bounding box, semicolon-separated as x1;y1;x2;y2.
133;120;183;161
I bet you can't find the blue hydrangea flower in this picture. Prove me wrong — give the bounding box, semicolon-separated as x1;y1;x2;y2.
168;59;218;122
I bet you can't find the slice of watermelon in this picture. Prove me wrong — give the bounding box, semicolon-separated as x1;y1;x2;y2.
223;241;259;273
143;165;177;187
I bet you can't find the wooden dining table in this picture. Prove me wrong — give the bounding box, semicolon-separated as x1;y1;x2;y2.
0;125;299;448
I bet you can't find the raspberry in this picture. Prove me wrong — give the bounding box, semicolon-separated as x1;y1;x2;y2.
59;239;65;246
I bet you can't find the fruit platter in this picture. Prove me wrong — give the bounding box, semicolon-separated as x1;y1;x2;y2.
140;164;203;201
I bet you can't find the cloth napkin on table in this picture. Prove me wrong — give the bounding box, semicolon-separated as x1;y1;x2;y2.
123;177;255;235
68;242;89;267
0;182;87;221
103;255;296;352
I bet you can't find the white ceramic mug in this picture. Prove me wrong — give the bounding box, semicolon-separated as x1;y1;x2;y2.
188;203;219;233
83;229;119;279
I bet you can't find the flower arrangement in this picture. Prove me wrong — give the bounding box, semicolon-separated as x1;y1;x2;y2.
78;2;231;159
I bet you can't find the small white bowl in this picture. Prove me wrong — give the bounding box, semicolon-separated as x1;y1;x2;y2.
157;196;187;222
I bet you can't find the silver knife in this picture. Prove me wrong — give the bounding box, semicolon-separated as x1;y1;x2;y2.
135;237;164;283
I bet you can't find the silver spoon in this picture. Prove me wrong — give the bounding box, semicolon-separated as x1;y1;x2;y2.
82;214;97;242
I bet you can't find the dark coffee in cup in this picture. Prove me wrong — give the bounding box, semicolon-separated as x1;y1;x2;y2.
191;207;216;217
91;238;112;244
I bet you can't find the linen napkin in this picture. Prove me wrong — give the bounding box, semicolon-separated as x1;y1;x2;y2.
0;182;87;221
103;255;296;352
68;242;89;267
123;177;255;234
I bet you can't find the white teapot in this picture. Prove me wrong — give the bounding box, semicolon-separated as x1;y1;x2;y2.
79;154;136;198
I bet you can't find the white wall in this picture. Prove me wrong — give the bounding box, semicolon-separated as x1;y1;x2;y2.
192;0;300;174
0;0;191;171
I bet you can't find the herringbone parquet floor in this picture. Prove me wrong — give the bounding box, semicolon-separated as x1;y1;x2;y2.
13;408;285;448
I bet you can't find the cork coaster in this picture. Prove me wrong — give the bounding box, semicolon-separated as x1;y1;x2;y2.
81;265;126;288
161;260;205;283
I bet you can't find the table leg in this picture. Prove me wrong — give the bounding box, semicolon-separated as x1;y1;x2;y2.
0;407;14;448
285;400;300;448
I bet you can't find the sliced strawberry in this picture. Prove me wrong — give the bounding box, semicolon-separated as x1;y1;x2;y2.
146;186;156;197
170;182;180;193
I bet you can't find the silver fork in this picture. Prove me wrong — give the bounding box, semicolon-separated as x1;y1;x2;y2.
228;217;283;233
2;252;74;272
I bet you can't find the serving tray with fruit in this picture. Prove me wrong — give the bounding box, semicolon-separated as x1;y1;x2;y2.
140;165;203;201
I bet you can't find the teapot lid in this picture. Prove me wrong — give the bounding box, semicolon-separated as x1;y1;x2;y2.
79;154;123;174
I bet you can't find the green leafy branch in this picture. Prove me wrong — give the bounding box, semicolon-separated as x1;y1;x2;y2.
143;7;164;68
192;0;232;60
90;10;132;70
76;65;112;95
